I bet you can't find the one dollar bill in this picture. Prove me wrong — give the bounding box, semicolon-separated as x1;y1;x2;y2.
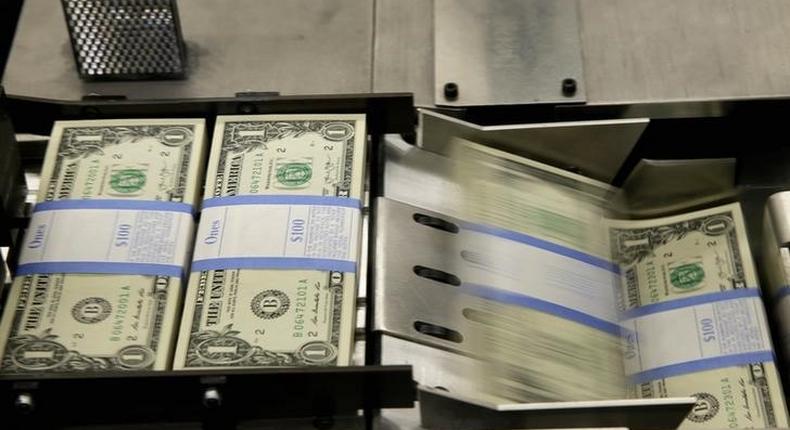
174;114;366;369
0;119;206;372
608;203;789;429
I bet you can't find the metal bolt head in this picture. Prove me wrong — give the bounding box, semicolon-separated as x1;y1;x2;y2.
443;82;459;100
562;78;577;97
203;387;222;409
15;393;34;414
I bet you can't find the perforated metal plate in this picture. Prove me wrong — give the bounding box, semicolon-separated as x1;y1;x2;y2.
62;0;186;81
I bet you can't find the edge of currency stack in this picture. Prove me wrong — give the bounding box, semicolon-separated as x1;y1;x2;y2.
761;192;790;374
610;203;789;429
0;118;207;372
173;114;366;370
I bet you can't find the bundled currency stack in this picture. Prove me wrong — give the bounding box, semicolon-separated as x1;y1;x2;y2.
0;119;207;372
445;139;788;427
174;114;366;369
610;204;789;429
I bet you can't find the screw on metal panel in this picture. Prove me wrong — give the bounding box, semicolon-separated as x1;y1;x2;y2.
202;387;222;409
443;82;459;100
15;393;34;414
562;78;577;97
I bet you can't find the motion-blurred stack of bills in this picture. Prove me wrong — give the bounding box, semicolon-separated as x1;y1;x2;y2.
445;139;627;402
443;138;788;428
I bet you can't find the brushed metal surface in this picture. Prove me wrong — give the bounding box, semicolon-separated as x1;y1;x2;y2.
580;0;790;104
618;158;737;218
375;335;481;429
382;134;469;217
419;388;694;430
377;406;425;430
374;197;470;351
10;0;790;105
418;110;646;183
373;0;435;107
766;192;790;247
377;0;790;107
434;0;585;106
379;335;482;397
3;0;373;100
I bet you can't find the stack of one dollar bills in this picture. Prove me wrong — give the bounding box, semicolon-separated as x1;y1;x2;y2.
609;204;788;429
174;114;366;369
447;138;628;402
0;119;207;372
448;139;788;428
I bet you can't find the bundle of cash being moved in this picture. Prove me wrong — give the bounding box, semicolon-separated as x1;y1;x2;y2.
609;204;789;429
0;119;207;372
446;139;788;427
446;138;627;402
174;114;366;369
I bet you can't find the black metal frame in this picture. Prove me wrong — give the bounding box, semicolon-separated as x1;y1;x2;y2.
5;93;415;137
1;366;414;429
0;90;417;429
0;0;23;81
0;89;26;249
432;97;790;126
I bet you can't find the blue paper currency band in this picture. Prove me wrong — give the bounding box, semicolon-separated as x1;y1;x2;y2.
202;195;362;209
462;283;622;336
33;199;194;214
461;222;619;274
191;257;357;273
16;261;183;277
622;288;761;320
775;286;790;301
629;351;775;384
